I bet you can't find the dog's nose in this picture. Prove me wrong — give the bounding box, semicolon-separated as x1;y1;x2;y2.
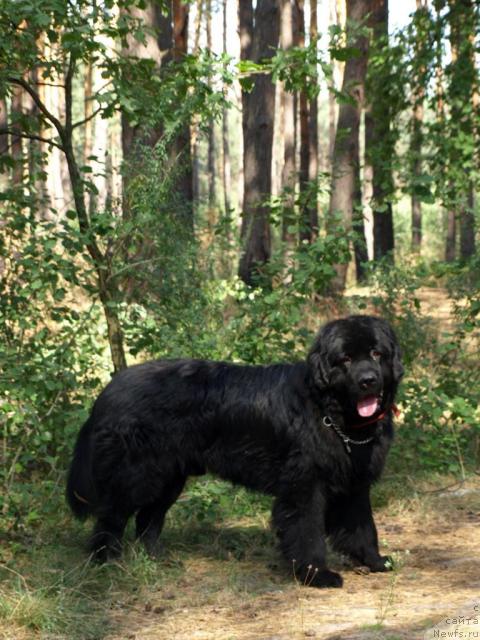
359;373;378;389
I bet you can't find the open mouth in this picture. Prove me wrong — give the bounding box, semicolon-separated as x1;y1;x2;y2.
356;394;382;418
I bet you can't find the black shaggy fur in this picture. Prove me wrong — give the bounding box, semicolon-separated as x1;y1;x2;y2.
67;315;403;588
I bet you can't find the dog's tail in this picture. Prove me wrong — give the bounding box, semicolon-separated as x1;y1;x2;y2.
66;417;96;520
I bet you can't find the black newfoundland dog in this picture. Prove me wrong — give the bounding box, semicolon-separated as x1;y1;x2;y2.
67;315;403;588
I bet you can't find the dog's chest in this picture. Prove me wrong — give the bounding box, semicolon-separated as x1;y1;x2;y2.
321;435;389;493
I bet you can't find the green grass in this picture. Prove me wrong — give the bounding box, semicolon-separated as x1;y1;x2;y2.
0;476;275;639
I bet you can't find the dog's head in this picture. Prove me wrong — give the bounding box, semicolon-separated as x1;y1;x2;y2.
307;316;403;421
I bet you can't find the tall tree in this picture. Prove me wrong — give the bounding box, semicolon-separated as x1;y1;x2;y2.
296;0;309;240
296;0;318;242
238;0;280;286
280;0;296;242
447;0;476;259
172;0;193;225
206;0;216;210
410;0;428;252
308;0;319;225
0;97;8;191
10;83;23;186
121;2;167;217
327;0;369;291
429;2;456;262
328;0;346;165
122;2;193;227
222;0;232;218
365;0;395;262
192;0;204;208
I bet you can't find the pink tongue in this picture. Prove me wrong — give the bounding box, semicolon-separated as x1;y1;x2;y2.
357;396;379;418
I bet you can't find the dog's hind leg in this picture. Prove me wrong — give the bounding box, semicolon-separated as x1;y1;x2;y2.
135;476;186;555
273;485;343;588
89;509;130;563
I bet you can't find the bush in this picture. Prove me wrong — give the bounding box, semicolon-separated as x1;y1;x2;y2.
365;259;480;476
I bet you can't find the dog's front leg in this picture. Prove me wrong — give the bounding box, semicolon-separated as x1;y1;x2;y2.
326;487;391;572
272;485;343;588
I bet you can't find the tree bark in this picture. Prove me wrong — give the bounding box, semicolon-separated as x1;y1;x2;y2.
192;0;203;208
280;0;296;242
121;1;167;219
0;98;8;194
206;0;216;211
308;0;319;235
411;0;427;252
11;84;23;186
172;1;194;227
365;0;394;263
222;0;232;219
448;0;476;259
238;0;280;286
327;0;369;291
295;0;314;243
328;0;337;165
353;152;368;282
445;209;457;262
411;101;423;252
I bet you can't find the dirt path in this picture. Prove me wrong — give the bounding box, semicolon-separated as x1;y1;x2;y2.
106;482;480;640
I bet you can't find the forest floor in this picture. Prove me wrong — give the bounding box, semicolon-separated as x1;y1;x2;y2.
103;482;480;640
2;286;479;640
2;477;479;640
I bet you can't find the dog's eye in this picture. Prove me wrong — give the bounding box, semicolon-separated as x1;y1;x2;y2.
371;350;382;361
339;356;352;366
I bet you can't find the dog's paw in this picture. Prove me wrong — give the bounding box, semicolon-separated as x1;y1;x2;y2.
303;568;343;588
367;555;393;573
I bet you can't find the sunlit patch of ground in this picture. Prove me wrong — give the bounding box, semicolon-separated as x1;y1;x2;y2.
103;481;480;640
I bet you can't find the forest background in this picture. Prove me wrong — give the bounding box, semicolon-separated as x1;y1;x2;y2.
0;1;479;638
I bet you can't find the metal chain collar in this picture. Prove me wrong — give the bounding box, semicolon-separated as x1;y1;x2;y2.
322;416;376;454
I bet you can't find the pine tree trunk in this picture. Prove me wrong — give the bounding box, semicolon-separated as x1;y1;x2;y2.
328;0;337;165
121;2;167;218
308;0;319;236
327;0;369;291
448;0;476;259
238;0;280;286
172;0;194;228
192;0;203;208
222;0;232;219
0;98;8;193
353;150;368;282
366;0;394;262
11;84;23;186
411;0;427;252
460;187;475;258
432;4;454;263
296;0;313;243
411;95;423;252
206;0;216;211
445;209;456;262
280;0;296;243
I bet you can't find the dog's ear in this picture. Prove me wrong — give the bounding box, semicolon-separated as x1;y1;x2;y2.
377;319;404;384
391;341;404;384
307;332;331;390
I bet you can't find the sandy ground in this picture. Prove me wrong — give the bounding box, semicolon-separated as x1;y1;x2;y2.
104;482;480;640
